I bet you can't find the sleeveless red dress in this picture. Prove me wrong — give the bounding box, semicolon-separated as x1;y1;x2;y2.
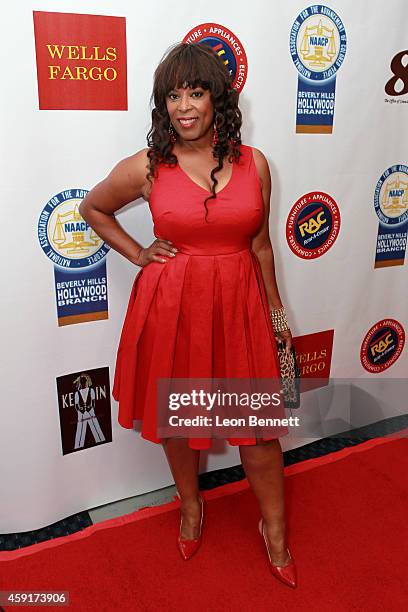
112;143;289;449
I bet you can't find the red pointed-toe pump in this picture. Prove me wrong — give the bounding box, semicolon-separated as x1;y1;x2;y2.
258;518;297;589
177;493;204;561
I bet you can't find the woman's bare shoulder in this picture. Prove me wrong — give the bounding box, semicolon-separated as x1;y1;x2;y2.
112;147;152;202
248;146;271;190
120;147;150;180
250;145;268;165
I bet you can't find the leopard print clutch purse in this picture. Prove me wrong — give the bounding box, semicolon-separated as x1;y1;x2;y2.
276;339;301;410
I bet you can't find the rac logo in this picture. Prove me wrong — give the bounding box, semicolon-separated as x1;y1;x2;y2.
298;208;327;238
370;332;393;357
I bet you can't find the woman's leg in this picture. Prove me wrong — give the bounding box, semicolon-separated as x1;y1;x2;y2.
162;438;202;539
239;438;290;565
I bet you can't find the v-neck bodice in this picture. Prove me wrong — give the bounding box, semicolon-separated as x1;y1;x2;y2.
176;157;235;196
148;143;264;256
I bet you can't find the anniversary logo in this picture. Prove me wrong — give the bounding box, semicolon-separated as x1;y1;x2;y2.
360;319;405;374
289;5;347;133
33;11;127;110
385;49;408;102
56;367;112;454
38;189;110;326
183;23;248;91
286;191;341;259
373;165;408;268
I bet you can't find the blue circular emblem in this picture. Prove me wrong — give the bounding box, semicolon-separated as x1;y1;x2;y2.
290;5;347;81
183;23;248;91
286;191;341;259
374;165;408;227
38;189;110;270
199;36;237;81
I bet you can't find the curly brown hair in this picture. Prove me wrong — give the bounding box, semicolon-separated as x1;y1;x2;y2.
146;41;243;222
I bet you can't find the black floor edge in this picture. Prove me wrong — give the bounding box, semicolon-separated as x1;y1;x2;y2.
1;414;407;552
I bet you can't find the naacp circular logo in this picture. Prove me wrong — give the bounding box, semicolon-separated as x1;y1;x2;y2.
290;5;347;81
183;23;248;91
374;165;408;226
38;189;110;269
360;319;405;373
286;191;341;259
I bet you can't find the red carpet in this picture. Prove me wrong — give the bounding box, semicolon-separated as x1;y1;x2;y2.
1;437;407;611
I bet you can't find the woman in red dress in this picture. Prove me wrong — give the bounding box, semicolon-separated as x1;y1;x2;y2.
80;42;297;588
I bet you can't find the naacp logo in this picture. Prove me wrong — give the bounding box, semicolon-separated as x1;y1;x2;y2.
183;23;248;91
286;191;341;259
38;189;110;269
290;6;346;81
360;319;405;373
374;166;408;227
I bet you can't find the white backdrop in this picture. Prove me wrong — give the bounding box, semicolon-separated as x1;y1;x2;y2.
1;0;407;533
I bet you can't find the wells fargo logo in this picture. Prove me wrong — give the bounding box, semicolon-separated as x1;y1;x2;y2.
292;330;334;393
33;11;127;110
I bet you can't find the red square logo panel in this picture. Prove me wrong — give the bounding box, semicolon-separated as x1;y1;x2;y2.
33;11;127;110
294;329;334;391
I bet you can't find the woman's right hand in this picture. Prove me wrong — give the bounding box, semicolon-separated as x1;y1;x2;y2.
134;239;178;266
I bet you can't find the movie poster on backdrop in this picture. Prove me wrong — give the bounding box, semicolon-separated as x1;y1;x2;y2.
56;366;112;454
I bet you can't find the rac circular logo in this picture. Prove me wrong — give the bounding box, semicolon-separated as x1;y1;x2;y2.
360;319;405;373
183;23;248;91
286;191;341;259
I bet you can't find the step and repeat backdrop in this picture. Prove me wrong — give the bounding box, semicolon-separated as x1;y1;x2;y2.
1;0;407;532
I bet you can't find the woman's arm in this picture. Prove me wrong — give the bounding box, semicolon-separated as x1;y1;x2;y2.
251;147;284;311
79;148;176;266
251;148;292;350
79;148;149;265
79;149;147;263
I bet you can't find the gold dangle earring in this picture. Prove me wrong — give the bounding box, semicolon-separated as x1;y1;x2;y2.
168;122;177;144
213;122;219;146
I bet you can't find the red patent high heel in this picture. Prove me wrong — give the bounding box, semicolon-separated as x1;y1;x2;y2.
176;493;204;561
258;518;297;589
